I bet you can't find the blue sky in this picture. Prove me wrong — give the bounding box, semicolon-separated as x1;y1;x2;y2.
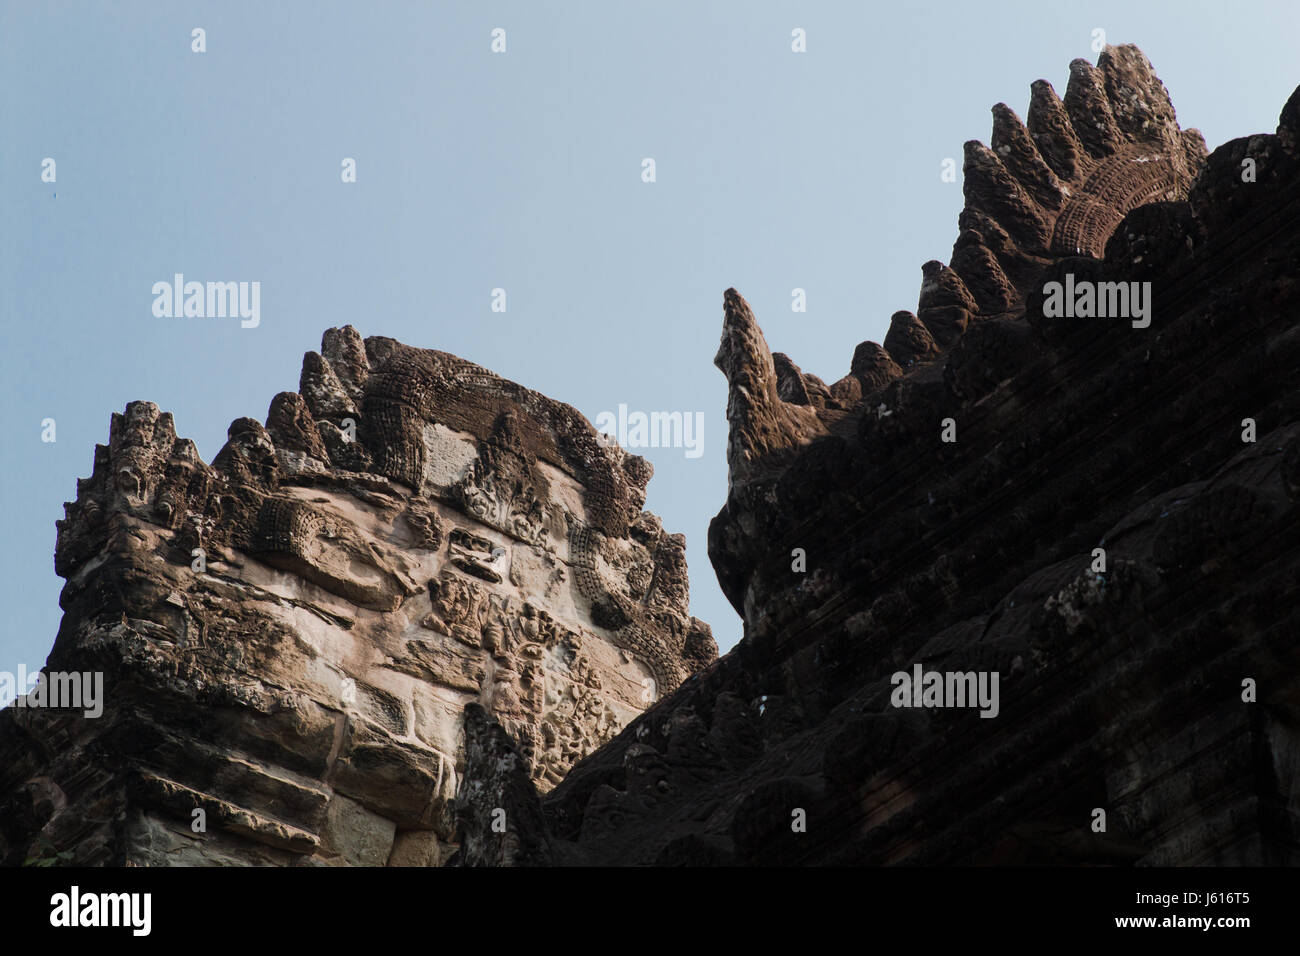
3;0;1298;674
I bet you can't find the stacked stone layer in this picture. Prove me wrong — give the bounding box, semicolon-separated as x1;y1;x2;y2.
455;49;1300;866
0;333;714;866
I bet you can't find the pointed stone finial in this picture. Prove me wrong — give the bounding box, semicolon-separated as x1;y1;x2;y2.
1064;58;1123;159
714;289;824;485
1027;79;1087;181
884;310;941;367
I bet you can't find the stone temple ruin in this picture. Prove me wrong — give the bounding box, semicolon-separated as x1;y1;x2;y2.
4;44;1300;867
0;330;714;865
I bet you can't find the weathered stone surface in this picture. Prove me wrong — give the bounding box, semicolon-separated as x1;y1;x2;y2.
455;50;1300;866
715;288;827;488
6;44;1299;870
883;310;941;367
848;341;903;395
0;330;714;866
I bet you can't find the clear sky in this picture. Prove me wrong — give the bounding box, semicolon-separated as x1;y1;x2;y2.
3;1;1298;676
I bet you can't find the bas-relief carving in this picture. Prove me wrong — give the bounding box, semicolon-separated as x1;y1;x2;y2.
449;413;555;549
447;527;508;583
20;328;713;866
417;559;634;789
454;456;550;548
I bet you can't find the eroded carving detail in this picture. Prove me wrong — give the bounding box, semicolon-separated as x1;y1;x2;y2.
448;528;507;583
20;322;715;867
567;514;686;696
453;412;553;547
